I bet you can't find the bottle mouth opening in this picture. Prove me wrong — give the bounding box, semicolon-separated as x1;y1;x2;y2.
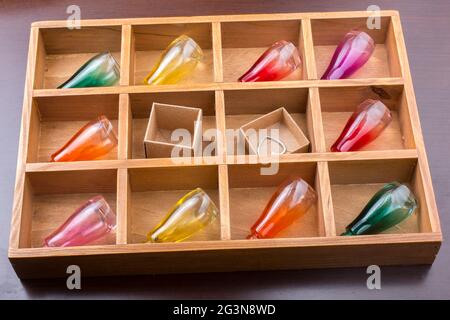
108;53;121;76
178;35;204;61
94;195;117;230
98;115;118;145
193;188;219;218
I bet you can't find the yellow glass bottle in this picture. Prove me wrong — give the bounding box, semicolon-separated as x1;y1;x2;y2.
143;34;204;85
146;188;218;243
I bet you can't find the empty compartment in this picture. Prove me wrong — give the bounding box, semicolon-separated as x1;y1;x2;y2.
311;16;401;79
35;26;122;89
228;162;324;239
144;103;202;158
19;169;118;248
221;20;306;82
319;85;415;152
328;158;432;235
130;91;218;159
131;23;213;85
27;94;120;163
224;88;315;156
128;165;221;243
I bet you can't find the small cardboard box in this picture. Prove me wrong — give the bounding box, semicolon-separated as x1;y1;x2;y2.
144;102;202;158
239;107;310;155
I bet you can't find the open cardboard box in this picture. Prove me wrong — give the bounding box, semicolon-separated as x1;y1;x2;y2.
144;102;202;158
239;107;310;155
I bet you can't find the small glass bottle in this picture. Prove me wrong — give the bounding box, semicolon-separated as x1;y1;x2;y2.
239;40;302;82
248;177;317;239
342;182;417;236
50;115;118;162
331;99;392;152
321;30;375;80
144;35;204;85
58;52;120;88
147;188;218;243
44;195;116;247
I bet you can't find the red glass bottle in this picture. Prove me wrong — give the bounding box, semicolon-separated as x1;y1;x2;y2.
247;177;317;239
238;40;302;82
50;115;118;162
331;99;392;152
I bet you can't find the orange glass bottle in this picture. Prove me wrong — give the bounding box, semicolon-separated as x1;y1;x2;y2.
248;177;317;239
50;115;118;162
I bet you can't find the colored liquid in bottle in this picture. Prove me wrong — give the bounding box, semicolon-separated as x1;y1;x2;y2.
50;115;118;162
239;40;302;82
58;52;120;88
248;177;317;239
342;182;417;236
147;188;218;243
331;99;392;152
44;195;116;247
144;35;204;85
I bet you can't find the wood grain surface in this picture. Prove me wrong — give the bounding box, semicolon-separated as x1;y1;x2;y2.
0;0;449;299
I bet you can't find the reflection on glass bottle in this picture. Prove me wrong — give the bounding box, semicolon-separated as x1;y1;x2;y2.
238;40;302;82
342;182;417;236
321;30;375;80
50;115;118;162
331;99;392;152
58;52;120;88
44;195;116;247
147;188;218;243
247;177;317;239
144;35;204;85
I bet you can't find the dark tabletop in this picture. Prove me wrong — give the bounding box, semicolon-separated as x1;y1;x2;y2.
1;0;449;299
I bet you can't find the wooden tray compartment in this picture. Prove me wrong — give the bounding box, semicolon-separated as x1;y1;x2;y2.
221;19;307;82
223;88;316;155
128;91;218;159
27;94;120;163
311;16;401;79
319;84;415;152
328;158;432;236
9;11;442;279
130;23;214;85
228;161;324;239
34;26;122;89
18;169;118;249
126;165;222;244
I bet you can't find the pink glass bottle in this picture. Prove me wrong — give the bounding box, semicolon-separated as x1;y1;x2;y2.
50;115;118;162
247;177;317;239
238;40;302;82
44;195;116;247
331;99;392;152
321;30;375;80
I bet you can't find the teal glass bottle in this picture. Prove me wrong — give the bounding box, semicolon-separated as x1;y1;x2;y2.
58;52;120;88
342;182;417;236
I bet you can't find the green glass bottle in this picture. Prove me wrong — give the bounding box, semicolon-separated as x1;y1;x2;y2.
58;52;120;88
342;182;417;236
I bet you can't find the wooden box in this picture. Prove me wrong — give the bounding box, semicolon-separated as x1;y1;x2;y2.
9;11;442;279
144;102;202;158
